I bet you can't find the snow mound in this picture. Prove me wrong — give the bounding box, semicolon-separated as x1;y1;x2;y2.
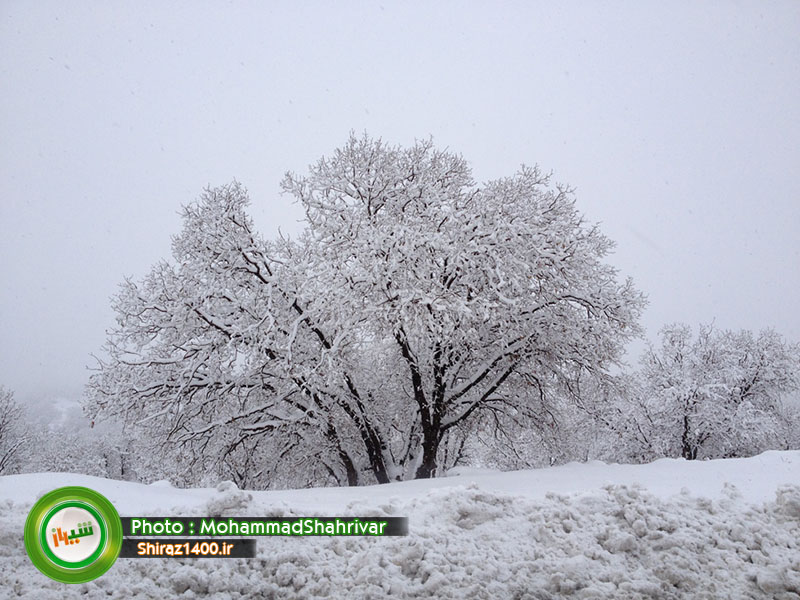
2;452;799;598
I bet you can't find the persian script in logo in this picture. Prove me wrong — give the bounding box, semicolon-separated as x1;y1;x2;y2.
25;486;123;583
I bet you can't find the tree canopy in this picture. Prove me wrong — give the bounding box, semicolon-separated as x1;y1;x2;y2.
86;135;646;487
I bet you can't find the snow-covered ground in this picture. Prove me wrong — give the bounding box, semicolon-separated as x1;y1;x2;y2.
2;451;799;598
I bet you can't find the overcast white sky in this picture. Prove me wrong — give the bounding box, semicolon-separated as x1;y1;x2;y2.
1;1;799;407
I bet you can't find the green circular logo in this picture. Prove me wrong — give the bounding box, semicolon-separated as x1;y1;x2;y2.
25;486;122;583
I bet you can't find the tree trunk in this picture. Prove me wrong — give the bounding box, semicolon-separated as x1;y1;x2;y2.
681;414;697;460
414;428;440;479
339;449;359;487
325;421;360;486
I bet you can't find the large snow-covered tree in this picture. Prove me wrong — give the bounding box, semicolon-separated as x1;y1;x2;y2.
630;324;800;460
86;135;645;487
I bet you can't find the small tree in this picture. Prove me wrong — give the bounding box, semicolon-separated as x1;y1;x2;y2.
20;403;133;479
86;134;645;486
634;324;800;460
0;387;29;474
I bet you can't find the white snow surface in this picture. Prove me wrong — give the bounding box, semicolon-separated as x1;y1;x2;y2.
1;451;799;599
